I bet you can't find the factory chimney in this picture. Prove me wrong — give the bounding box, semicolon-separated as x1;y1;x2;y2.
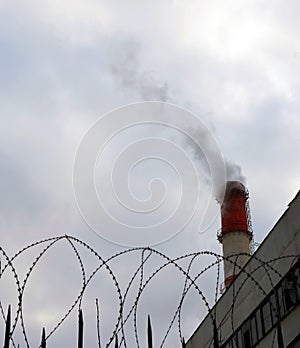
218;181;253;289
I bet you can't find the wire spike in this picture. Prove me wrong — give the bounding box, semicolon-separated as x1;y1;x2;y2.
3;305;11;348
78;309;84;348
147;315;153;348
40;327;46;348
213;319;219;348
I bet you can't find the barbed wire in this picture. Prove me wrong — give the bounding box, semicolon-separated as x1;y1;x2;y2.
0;235;299;347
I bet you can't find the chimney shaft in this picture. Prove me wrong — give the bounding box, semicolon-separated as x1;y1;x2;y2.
218;181;253;289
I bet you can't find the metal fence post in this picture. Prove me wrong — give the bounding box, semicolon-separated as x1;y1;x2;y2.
147;315;153;348
3;305;11;348
40;327;46;348
78;309;83;348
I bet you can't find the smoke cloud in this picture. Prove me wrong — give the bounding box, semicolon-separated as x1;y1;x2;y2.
110;38;171;101
225;159;246;184
109;37;247;197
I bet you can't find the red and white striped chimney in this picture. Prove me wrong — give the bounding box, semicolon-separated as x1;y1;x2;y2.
218;181;253;289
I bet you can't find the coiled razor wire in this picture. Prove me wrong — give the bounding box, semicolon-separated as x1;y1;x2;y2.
0;235;299;347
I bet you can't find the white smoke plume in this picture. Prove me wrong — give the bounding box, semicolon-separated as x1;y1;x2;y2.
225;159;246;184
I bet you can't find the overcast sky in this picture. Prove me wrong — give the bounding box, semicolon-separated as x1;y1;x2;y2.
1;1;300;347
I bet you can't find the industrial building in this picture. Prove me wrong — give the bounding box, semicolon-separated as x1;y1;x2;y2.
186;183;300;348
